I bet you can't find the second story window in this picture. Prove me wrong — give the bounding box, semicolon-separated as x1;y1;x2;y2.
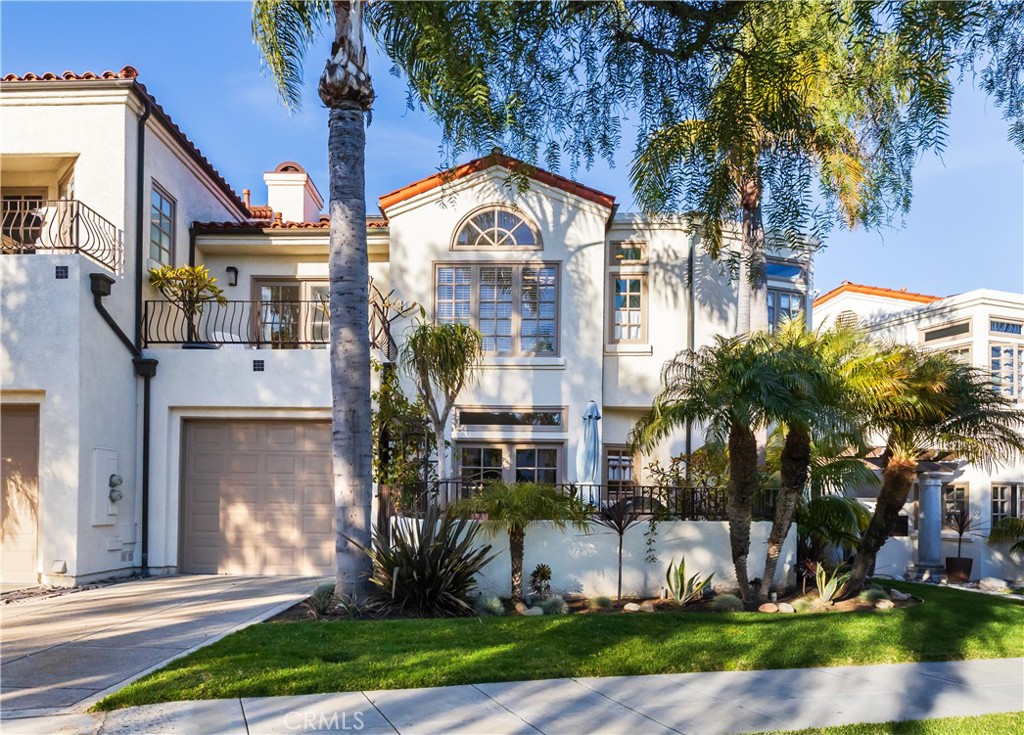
150;183;175;265
610;276;647;343
767;288;802;330
991;343;1024;400
453;207;540;249
435;263;559;356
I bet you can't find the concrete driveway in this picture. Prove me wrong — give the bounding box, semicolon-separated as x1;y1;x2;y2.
0;575;319;718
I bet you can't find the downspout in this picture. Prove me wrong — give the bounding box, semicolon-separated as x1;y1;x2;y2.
90;274;158;577
188;225;196;267
685;228;696;478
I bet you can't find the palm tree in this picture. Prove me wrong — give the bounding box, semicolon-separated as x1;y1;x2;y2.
454;482;590;604
400;318;483;480
253;0;376;595
848;350;1024;593
989;518;1024;557
631;336;792;602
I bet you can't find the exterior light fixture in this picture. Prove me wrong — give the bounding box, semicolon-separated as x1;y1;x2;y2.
225;266;238;287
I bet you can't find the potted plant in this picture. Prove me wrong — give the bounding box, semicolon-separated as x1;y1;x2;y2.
945;509;983;583
148;265;227;349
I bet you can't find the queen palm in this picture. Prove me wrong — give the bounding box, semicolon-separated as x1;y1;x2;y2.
848;350;1024;593
253;0;376;595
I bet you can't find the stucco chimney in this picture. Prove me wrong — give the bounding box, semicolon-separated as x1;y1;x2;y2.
263;162;323;222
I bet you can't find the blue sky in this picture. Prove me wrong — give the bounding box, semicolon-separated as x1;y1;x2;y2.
3;1;1022;298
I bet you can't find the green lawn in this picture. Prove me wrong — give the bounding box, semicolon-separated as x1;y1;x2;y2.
759;711;1024;734
95;582;1023;711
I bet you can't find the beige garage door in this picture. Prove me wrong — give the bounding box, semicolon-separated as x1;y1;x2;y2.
181;420;333;575
1;405;40;587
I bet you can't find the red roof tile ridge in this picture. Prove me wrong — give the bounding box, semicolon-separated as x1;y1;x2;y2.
813;281;942;308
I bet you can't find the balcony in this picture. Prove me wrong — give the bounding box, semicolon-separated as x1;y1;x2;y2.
143;298;397;357
1;199;123;273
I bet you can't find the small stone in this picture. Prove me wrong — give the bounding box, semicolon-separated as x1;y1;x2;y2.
777;602;795;613
875;599;895;610
521;607;544;616
893;575;905;582
639;601;656;612
623;602;641;612
514;602;528;613
979;577;1009;592
758;603;778;613
889;589;911;601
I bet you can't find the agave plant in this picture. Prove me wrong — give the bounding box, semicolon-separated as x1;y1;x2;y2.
815;563;852;605
665;557;714;605
347;503;496;617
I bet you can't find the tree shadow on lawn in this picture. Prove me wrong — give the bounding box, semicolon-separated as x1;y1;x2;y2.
95;582;1022;712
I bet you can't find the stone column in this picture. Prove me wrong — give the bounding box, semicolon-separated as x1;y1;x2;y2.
917;473;945;569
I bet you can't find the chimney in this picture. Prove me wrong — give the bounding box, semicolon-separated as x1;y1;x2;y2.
263;162;323;222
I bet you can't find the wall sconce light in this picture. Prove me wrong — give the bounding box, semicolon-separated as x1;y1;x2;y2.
225;266;238;287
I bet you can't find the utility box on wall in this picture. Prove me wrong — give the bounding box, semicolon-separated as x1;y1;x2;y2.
91;447;120;526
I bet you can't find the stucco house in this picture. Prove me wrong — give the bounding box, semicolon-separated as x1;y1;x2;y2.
813;282;1024;583
1;67;807;590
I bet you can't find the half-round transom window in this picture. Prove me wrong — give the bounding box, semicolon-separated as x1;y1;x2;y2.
454;207;540;249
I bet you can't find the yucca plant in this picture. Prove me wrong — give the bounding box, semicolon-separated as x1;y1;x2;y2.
665;557;714;605
815;563;852;605
347;503;495;617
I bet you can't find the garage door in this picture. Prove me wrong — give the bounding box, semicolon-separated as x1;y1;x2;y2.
1;405;40;586
181;420;333;575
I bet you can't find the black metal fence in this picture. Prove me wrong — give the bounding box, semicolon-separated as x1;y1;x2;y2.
1;199;122;272
380;480;776;521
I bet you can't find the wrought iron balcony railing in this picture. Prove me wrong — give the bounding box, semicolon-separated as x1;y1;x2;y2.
1;199;122;272
143;298;397;356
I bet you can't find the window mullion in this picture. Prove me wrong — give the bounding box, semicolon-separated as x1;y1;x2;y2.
513;265;522;357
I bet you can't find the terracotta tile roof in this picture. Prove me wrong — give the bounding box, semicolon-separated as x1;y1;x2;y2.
2;66;249;220
813;281;942;308
193;215;389;233
378;149;616;211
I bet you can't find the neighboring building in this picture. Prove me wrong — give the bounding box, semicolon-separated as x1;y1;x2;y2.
1;68;809;586
814;282;1024;582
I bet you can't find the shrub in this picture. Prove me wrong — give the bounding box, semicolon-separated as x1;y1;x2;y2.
710;594;743;612
858;588;890;605
590;595;614;611
335;594;375;619
537;595;569;615
348;503;497;617
475;595;505;617
301;583;337;619
794;595;830;613
815;563;852;604
665;557;714;605
530;564;552;598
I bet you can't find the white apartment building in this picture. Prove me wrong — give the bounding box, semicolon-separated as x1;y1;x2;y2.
1;68;808;587
814;282;1024;582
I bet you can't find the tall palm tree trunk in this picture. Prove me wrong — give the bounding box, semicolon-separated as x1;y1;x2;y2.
321;0;375;597
849;458;917;593
738;177;768;335
758;426;811;600
509;526;525;603
728;423;760;602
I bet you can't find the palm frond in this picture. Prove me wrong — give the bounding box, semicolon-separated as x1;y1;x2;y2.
252;0;331;110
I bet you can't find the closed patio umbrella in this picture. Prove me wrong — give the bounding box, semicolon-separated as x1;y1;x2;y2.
576;400;601;505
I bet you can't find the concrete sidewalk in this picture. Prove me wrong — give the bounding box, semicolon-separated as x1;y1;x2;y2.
1;575;319;717
5;658;1021;734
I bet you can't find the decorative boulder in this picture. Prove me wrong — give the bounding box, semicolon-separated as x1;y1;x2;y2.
889;589;912;602
777;602;796;613
521;607;544;616
875;599;895;610
979;577;1009;592
514;602;528;613
623;602;641;612
758;603;779;613
639;601;656;612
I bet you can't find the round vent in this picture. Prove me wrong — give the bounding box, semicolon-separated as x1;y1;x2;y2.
836;310;859;328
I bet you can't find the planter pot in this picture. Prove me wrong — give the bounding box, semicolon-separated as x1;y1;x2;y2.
945;556;973;583
182;342;220;350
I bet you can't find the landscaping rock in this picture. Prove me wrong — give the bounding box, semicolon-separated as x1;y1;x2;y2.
875;599;895;609
639;601;656;612
758;603;778;613
514;602;528;613
777;602;795;613
889;589;912;602
979;577;1009;592
521;607;544;616
623;602;641;612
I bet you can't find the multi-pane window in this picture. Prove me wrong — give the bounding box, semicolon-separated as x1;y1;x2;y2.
945;346;971;365
605;446;637;501
943;484;969;525
991;343;1024;399
150;184;175;265
255;280;328;348
991;484;1021;524
610;241;645;264
453;207;539;249
458;443;561;484
435;264;559;356
610;276;646;343
767;289;803;330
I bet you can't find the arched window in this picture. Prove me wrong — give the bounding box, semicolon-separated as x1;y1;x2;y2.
453;207;540;249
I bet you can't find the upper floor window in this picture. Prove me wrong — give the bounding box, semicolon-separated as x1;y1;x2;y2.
768;289;802;330
923;321;970;343
453;207;540;250
150;183;175;265
991;343;1024;400
610;241;646;264
609;275;647;343
766;261;803;281
435;263;558;355
991;319;1023;336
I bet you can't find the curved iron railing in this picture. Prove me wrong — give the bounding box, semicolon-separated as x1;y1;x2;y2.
1;199;122;272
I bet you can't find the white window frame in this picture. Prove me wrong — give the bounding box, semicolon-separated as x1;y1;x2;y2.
456;441;564;485
451;206;542;251
990;342;1024;400
150;182;175;266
